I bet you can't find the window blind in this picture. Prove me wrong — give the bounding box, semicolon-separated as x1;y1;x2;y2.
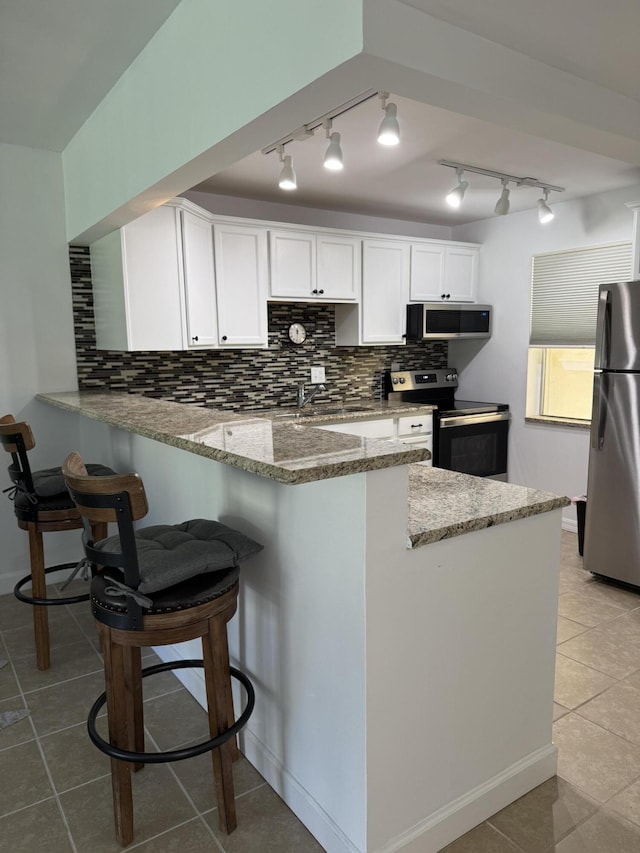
530;242;632;346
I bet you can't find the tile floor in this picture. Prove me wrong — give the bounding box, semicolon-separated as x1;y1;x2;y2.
1;531;640;852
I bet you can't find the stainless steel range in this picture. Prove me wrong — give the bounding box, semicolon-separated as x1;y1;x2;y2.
384;367;511;480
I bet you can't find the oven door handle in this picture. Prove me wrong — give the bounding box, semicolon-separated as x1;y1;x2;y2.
439;411;511;428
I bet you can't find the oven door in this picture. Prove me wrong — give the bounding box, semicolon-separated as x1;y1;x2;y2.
437;411;510;480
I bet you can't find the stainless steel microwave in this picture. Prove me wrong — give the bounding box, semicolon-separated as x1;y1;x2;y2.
406;303;492;340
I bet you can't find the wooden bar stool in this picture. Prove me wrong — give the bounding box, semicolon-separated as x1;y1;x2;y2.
0;415;114;670
62;452;262;847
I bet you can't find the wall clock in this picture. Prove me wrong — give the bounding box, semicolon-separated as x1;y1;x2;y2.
288;322;307;345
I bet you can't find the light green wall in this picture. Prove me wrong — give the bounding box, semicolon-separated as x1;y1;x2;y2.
63;0;364;241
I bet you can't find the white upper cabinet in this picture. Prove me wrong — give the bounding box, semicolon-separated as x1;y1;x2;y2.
91;205;185;351
335;239;410;346
181;209;218;349
213;223;268;348
269;229;359;301
410;243;479;302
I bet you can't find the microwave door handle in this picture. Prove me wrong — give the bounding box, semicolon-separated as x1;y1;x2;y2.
590;373;606;450
594;287;611;370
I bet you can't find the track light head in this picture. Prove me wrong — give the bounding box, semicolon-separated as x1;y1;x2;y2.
323;129;344;171
278;151;297;191
537;189;554;223
446;169;468;208
377;93;400;146
494;180;510;216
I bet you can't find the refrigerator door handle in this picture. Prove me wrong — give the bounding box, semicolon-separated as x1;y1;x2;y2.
591;373;606;450
594;287;611;370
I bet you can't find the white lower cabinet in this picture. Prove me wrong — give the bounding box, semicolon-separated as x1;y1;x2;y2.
316;411;433;465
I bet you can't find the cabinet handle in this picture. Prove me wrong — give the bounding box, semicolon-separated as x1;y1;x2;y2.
410;423;423;429
312;289;318;294
441;294;446;299
191;335;199;342
446;293;451;299
221;335;228;341
319;289;324;294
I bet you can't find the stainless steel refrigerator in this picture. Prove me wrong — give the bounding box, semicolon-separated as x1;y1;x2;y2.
584;280;640;586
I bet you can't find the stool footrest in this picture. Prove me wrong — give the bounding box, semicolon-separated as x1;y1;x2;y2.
14;563;91;606
87;659;255;764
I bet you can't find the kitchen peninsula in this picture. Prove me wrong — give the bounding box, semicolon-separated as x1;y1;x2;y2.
37;391;568;853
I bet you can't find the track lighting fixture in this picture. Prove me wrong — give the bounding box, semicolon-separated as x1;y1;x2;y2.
537;189;554;224
278;146;297;191
446;169;468;209
494;180;510;216
439;160;564;222
377;92;400;146
323;119;344;171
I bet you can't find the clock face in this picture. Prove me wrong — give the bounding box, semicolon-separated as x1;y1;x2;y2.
288;323;307;345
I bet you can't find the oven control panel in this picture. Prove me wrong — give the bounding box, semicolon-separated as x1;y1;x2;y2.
387;368;458;391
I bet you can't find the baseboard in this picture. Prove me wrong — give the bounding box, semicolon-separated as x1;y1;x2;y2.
377;743;558;853
242;728;361;853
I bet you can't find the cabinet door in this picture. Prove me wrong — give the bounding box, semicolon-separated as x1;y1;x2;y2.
316;418;395;438
317;235;360;301
444;246;478;302
214;223;268;348
269;229;316;298
361;240;410;344
181;210;218;348
409;244;445;301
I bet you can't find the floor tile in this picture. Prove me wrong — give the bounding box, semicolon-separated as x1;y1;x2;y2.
553;703;570;722
554;653;615;710
607;778;640;828
439;821;520;852
11;638;102;693
577;682;640;746
2;607;88;661
60;764;197;852
170;748;266;814
623;669;640;691
40;721;110;792
0;798;74;852
24;670;106;737
0;740;54;816
556;592;628;628
132;818;222;851
204;783;324;852
557;623;640;680
142;687;211;751
0;694;34;747
0;592;37;632
556;616;588;644
554;807;640;852
553;713;640;802
487;776;597;852
0;657;20;701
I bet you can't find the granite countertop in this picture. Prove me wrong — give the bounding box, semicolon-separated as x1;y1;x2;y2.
246;399;436;425
36;391;430;485
407;465;570;548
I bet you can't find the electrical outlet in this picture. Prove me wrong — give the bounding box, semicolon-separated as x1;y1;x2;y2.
310;366;325;384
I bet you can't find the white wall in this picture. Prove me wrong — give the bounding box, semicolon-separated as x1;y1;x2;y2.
451;183;640;527
0;143;85;594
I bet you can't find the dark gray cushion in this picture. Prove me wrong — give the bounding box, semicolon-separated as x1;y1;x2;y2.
95;518;263;594
32;464;115;498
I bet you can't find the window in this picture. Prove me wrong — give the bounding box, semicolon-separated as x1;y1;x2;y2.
527;242;632;422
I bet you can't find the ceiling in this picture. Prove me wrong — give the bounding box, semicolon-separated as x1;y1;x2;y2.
2;0;640;224
0;0;180;151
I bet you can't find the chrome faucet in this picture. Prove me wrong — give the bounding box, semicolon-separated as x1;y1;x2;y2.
297;382;326;409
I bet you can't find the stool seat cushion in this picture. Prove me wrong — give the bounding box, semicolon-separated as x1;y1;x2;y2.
31;464;115;498
95;518;262;594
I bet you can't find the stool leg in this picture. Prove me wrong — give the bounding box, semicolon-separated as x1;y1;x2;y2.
202;616;237;834
123;646;145;772
101;627;135;846
27;523;50;671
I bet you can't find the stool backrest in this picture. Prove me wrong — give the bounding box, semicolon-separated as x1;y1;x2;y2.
0;414;37;496
63;452;149;593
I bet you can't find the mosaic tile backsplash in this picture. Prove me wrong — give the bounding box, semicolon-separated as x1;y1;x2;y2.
70;246;447;410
